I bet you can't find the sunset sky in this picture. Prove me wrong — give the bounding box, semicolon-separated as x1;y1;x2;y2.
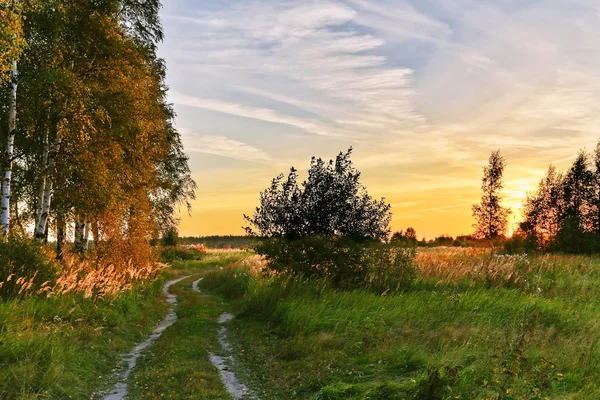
158;0;600;240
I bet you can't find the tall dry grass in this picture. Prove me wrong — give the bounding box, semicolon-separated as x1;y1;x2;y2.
415;246;600;286
48;252;165;301
416;247;532;284
0;249;165;301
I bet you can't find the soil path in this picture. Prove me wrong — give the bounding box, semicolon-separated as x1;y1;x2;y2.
192;277;255;399
102;275;192;400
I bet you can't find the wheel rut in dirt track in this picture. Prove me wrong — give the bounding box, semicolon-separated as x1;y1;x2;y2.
101;273;255;400
192;277;255;399
102;275;192;400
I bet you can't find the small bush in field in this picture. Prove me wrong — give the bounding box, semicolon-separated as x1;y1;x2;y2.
161;229;180;247
503;233;538;254
159;245;206;263
0;234;59;299
244;149;413;290
254;236;416;291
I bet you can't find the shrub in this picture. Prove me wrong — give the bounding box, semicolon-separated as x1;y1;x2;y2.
161;228;180;247
159;245;206;263
0;234;59;299
254;236;416;292
244;149;391;241
243;149;411;291
503;234;538;254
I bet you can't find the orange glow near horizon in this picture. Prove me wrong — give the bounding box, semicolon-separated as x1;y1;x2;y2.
175;156;555;241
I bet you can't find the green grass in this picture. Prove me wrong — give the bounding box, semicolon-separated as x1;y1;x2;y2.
0;250;253;400
127;255;252;399
5;249;599;399
201;254;600;399
0;280;168;399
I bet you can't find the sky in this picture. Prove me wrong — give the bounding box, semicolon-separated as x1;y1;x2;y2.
157;0;600;240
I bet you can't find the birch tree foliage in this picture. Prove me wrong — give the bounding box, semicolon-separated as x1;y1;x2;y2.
472;150;511;239
47;0;195;247
0;0;29;83
0;1;195;261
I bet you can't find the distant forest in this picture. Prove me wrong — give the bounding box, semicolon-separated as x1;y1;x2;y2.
180;236;255;249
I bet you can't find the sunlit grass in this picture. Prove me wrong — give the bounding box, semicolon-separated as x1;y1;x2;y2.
202;248;600;399
0;249;254;399
0;280;168;399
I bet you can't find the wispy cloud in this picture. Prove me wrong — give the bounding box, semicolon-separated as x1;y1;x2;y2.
347;0;452;44
172;92;337;137
164;0;427;140
418;0;600;154
180;129;271;163
233;86;342;118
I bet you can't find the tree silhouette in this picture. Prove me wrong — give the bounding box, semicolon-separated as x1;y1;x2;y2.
554;151;595;252
405;227;417;243
391;227;417;245
390;230;404;242
589;142;600;234
244;148;392;241
520;165;563;248
472;150;511;239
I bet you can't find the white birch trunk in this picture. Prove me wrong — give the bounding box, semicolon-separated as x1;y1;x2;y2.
74;214;86;253
35;138;60;239
56;208;65;259
36;178;55;239
1;61;18;236
91;221;99;251
34;130;49;234
83;216;90;250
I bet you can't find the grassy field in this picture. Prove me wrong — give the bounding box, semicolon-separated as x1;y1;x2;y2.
127;251;253;399
201;248;600;399
0;279;168;399
0;249;254;400
4;247;600;399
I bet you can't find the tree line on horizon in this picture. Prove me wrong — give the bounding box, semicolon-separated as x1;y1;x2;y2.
516;144;600;253
0;1;195;265
468;144;600;253
244;145;600;258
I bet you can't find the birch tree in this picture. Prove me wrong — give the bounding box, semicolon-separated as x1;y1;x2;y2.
472;150;511;239
1;0;195;264
34;136;60;240
0;0;32;236
1;61;18;235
